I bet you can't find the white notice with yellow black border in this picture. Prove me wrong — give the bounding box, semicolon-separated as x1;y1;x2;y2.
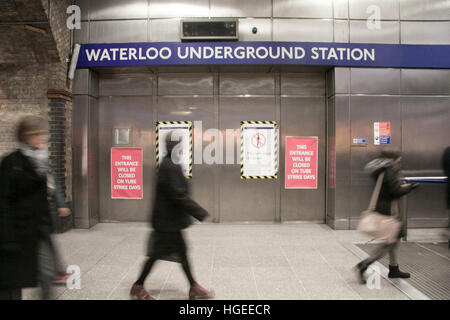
240;121;278;179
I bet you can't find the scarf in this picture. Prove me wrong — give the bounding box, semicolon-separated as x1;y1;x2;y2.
19;143;49;178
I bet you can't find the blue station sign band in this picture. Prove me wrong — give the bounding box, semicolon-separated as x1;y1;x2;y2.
76;41;450;69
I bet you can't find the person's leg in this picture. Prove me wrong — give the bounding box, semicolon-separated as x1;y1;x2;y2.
387;240;410;278
179;253;195;286
135;257;157;286
388;240;399;267
38;239;56;300
130;257;157;300
179;252;213;299
362;243;393;266
47;235;66;276
355;242;393;284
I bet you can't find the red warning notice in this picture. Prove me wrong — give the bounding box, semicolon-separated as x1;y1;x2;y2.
111;148;143;199
285;137;318;189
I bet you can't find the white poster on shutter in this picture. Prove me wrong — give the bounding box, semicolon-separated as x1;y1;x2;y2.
241;122;277;178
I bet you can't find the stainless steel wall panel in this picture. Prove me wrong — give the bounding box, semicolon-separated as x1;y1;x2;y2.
210;0;271;17
349;96;401;225
349;20;400;44
334;20;349;43
89;20;148;43
72;93;100;228
281;73;326;96
74;22;89;44
217;65;272;73
74;0;89;21
238;19;272;41
401;97;450;227
349;0;399;20
158;74;213;95
333;95;351;229
326;69;334;98
350;68;401;94
88;96;99;226
73;69;89;95
157;97;216;219
273;0;333;18
149;19;181;42
326;96;336;227
280;97;326;221
89;0;148;20
98;96;153;222
89;71;99;98
219;97;277;222
335;67;350;94
400;0;450;21
334;0;349;19
220;74;275;95
149;0;209;18
73;70;99;98
401;69;450;95
72;95;89;228
273;19;334;42
99;76;153;96
401;22;450;44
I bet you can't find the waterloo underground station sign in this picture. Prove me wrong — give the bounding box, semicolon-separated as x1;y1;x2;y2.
76;41;450;69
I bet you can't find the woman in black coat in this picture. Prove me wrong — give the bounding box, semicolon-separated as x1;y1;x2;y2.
0;116;54;300
355;150;419;284
130;133;213;300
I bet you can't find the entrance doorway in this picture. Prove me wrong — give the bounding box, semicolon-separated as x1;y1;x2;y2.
96;67;327;223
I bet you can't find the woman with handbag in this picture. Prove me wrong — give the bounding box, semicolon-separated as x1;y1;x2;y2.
355;150;419;284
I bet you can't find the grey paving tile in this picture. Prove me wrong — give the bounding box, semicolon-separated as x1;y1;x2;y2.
214;254;252;268
249;255;290;268
58;280;120;300
83;264;130;282
210;267;259;300
253;267;308;300
307;283;362;300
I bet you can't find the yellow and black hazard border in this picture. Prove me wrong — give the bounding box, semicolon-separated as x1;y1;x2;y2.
240;121;278;180
155;121;193;179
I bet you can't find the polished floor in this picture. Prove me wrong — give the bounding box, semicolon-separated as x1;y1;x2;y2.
22;223;447;300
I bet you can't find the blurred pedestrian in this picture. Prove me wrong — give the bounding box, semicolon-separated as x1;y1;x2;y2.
442;146;450;248
46;172;72;285
130;132;213;300
355;150;419;284
0;116;68;300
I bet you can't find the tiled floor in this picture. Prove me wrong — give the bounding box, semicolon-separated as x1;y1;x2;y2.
22;223;418;300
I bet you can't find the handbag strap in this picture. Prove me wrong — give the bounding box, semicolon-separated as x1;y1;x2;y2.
368;172;385;211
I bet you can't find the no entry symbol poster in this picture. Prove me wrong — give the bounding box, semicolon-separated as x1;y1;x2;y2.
111;148;143;199
285;136;318;189
241;121;278;179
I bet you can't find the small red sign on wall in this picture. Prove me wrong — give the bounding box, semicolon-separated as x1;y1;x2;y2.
285;136;318;189
111;148;143;199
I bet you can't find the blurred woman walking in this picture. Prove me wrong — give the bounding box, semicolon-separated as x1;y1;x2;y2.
0;116;69;299
130;133;213;300
355;150;419;284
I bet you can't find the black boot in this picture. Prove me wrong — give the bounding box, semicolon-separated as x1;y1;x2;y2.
355;261;368;284
388;265;410;279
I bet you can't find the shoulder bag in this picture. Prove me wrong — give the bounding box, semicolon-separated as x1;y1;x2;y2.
357;172;401;244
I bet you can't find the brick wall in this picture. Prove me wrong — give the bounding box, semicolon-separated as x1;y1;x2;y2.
0;0;74;231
